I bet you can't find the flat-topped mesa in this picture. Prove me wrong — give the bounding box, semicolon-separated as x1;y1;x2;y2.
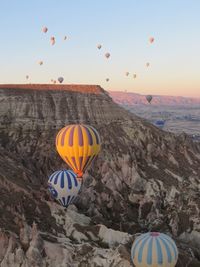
0;84;105;94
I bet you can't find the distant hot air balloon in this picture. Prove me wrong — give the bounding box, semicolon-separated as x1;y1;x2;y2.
149;37;155;43
26;75;29;80
48;170;82;207
50;36;55;45
106;78;109;82
42;26;48;33
146;95;152;104
38;61;43;66
56;124;101;178
58;77;64;84
131;232;178;267
133;74;137;79
154;120;165;129
125;72;129;76
105;52;110;59
97;44;102;49
64;36;67;41
146;62;150;67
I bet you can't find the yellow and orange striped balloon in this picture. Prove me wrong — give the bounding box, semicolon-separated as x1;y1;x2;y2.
56;124;101;178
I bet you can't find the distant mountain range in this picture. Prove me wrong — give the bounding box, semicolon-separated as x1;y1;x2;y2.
109;91;200;105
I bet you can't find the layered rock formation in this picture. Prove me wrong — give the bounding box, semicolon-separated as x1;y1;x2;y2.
0;84;200;266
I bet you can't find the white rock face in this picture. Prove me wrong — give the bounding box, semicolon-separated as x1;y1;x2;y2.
98;225;131;248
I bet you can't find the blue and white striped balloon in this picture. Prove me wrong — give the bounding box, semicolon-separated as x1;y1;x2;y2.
131;232;178;267
48;170;82;207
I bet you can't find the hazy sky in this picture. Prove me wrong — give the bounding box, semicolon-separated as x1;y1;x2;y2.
0;0;200;97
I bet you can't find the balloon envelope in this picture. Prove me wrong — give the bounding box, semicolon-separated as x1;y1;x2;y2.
64;36;67;40
131;232;178;267
38;61;43;65
106;78;109;82
50;36;55;45
58;77;64;83
133;74;137;79
48;170;82;207
97;44;102;49
105;52;110;58
146;95;152;103
149;37;154;43
154;120;165;129
56;124;101;178
42;27;48;33
125;72;129;76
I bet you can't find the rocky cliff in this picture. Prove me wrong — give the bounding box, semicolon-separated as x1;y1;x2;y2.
0;84;200;266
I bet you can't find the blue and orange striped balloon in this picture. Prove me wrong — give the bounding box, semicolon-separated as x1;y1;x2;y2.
56;124;101;178
131;232;178;267
48;170;82;207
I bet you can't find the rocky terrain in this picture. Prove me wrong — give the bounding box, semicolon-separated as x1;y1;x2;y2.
109;91;200;105
0;84;200;266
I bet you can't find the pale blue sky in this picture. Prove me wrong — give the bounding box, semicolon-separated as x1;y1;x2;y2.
0;0;200;97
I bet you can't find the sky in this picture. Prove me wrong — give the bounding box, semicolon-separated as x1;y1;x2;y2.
0;0;200;97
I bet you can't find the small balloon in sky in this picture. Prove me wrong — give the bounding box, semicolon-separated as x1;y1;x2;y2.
42;26;48;33
146;94;153;103
146;62;150;67
125;72;129;76
64;36;67;41
105;52;110;59
149;37;154;43
133;74;137;79
38;61;43;66
26;75;29;80
106;78;109;82
97;44;102;49
58;77;64;83
50;36;55;45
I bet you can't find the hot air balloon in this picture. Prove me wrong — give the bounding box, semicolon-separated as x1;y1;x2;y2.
26;75;29;80
50;36;55;45
56;124;101;178
133;74;137;79
146;95;152;104
97;44;102;49
48;170;82;207
105;52;110;59
154;120;165;129
106;78;109;82
38;61;43;66
125;72;129;76
149;37;154;43
58;77;64;84
131;232;178;267
42;26;48;33
146;62;150;67
64;36;67;41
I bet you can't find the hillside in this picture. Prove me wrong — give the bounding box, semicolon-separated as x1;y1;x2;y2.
109;90;200;105
0;84;200;266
